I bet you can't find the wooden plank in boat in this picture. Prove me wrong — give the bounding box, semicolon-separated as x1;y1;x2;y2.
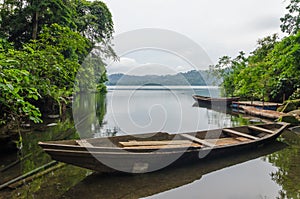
179;134;215;147
222;129;259;140
248;125;274;134
123;143;201;149
206;137;249;146
119;140;193;147
76;140;94;147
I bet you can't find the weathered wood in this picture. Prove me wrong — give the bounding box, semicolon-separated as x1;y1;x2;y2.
123;143;201;149
0;153;31;173
232;101;282;108
8;163;65;188
248;125;274;134
38;123;289;173
241;106;285;119
76;140;93;147
0;161;57;190
179;134;215;147
206;137;249;146
193;95;239;107
223;129;259;140
120;140;193;147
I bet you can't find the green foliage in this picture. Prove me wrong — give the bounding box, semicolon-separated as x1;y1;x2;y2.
0;67;42;123
212;32;300;102
279;99;300;113
0;0;76;45
75;0;114;43
0;1;115;126
290;88;300;100
0;0;114;49
76;48;108;92
280;0;300;35
200;2;300;102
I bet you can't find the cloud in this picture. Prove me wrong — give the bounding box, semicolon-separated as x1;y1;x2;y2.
102;0;287;63
107;57;138;74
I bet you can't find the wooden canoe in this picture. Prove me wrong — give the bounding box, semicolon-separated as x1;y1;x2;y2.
231;101;282;111
241;106;286;119
38;122;289;173
62;140;286;198
192;95;240;107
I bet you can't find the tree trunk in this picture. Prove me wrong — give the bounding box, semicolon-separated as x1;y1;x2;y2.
32;11;39;40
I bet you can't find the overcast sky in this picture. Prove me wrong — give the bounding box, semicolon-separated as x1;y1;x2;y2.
101;0;288;75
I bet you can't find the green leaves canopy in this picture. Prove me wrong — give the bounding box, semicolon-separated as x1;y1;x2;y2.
0;0;114;125
0;0;114;48
213;32;300;102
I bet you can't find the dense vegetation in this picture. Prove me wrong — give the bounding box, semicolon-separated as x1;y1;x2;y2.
0;0;114;126
211;0;300;102
107;70;219;86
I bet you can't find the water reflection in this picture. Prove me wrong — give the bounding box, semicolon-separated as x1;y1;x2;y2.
0;118;77;185
61;141;286;199
266;131;300;199
2;88;300;198
102;87;236;136
72;93;117;138
0;93;108;197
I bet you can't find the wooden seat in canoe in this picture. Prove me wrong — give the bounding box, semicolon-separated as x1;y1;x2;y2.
76;140;94;147
206;137;249;146
222;129;259;140
119;140;193;147
179;134;215;147
248;125;274;134
122;142;202;150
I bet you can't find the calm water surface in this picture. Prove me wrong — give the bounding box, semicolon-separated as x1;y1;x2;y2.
1;86;300;199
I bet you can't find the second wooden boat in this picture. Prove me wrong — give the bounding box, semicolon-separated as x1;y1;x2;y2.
39;122;289;173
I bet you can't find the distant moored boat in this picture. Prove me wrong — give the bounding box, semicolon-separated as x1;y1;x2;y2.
192;95;240;107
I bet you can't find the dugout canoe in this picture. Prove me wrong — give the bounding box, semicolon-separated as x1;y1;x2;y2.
38;122;289;173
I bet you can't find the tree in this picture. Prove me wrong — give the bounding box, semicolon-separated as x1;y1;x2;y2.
0;0;75;46
281;0;300;34
0;1;115;125
249;34;278;63
75;0;114;43
0;0;114;51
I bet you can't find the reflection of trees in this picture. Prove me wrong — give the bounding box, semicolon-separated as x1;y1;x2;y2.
230;114;250;127
2;93;109;196
73;93;108;138
96;94;106;127
96;94;117;137
265;132;300;199
206;110;249;128
73;93;117;138
21;119;77;173
2;93;109;197
0;117;78;186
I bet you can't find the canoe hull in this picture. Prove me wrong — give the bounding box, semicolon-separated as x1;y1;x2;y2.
40;123;288;173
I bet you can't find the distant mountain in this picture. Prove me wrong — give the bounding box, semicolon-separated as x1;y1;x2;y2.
106;70;220;86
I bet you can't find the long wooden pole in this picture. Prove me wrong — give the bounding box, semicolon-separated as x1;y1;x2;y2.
0;161;57;190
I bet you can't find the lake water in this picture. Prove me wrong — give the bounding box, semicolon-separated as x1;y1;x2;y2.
101;86;231;135
1;86;300;199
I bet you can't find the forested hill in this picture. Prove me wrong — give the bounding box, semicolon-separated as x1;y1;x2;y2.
107;70;219;86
